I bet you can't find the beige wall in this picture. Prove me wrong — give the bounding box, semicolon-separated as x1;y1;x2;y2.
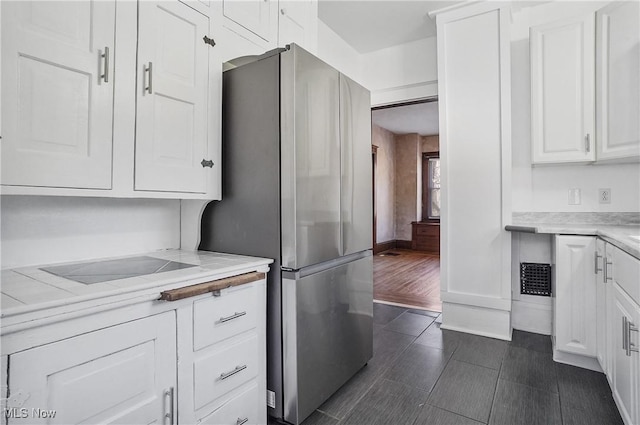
374;129;440;245
421;135;440;153
394;133;421;241
373;125;395;243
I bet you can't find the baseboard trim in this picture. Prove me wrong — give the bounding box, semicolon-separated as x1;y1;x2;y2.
441;301;512;340
374;240;396;254
511;300;552;335
396;239;412;250
553;349;602;373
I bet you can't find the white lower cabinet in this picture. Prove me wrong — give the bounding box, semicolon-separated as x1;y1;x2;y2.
554;235;597;358
595;238;610;376
7;312;177;424
608;244;640;425
2;274;267;425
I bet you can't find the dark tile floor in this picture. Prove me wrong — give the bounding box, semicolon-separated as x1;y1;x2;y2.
271;303;624;425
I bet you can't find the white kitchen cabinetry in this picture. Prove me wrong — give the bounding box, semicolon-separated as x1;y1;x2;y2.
1;0;222;199
1;268;268;425
553;235;597;359
1;1;116;189
278;0;318;52
224;0;274;42
7;313;177;424
595;238;610;377
595;1;640;161
530;13;595;164
136;1;211;194
609;244;640;425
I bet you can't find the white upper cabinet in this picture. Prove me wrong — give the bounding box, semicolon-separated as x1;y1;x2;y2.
278;0;318;52
595;1;640;161
530;13;595;164
1;0;222;199
136;1;210;194
223;0;275;42
1;1;116;189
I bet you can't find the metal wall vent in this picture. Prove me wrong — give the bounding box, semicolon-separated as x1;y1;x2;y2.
520;262;552;296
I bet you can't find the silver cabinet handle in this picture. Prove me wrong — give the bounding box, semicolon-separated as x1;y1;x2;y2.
144;62;153;94
220;311;246;323
595;253;602;274
163;387;174;425
236;418;249;425
585;134;591;152
629;320;639;356
219;365;247;380
100;46;110;83
623;316;628;351
604;258;613;282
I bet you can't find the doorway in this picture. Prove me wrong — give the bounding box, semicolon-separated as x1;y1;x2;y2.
370;98;441;312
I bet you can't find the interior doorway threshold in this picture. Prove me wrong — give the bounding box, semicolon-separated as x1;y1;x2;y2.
374;299;441;313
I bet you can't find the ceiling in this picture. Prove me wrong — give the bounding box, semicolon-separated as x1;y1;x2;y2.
318;1;463;53
372;101;439;136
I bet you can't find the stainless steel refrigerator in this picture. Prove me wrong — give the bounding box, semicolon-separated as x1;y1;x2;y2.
199;44;373;424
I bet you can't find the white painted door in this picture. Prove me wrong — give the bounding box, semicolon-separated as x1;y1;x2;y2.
1;1;115;189
136;1;209;193
596;1;640;161
611;283;639;425
531;13;596;164
224;0;272;41
554;235;597;356
7;312;176;424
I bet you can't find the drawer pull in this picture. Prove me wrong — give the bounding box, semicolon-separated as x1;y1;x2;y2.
220;311;247;323
159;272;265;301
236;418;249;425
220;365;247;380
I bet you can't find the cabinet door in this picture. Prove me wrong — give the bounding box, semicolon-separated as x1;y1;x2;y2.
531;14;595;164
136;1;209;193
1;1;115;189
7;312;176;424
278;0;316;51
611;284;639;425
596;1;640;161
554;235;597;356
224;0;272;41
595;239;608;372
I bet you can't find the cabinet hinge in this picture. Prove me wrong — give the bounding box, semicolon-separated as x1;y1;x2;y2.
203;35;216;47
201;159;214;168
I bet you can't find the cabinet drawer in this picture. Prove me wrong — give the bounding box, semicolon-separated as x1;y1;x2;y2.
613;246;640;305
193;285;257;351
194;334;259;411
416;225;439;236
200;384;259;425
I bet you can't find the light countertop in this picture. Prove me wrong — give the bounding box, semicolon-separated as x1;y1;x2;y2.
506;218;640;260
1;249;273;326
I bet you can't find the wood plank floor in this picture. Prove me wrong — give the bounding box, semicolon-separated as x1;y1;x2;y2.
373;249;441;312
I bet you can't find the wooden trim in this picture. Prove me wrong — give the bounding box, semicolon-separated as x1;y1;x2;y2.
372;144;378;153
396;240;413;250
159;272;265;301
374;240;396;254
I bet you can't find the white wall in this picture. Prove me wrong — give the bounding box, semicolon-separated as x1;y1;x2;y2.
316;20;363;84
361;36;438;106
1;196;181;269
511;1;640;213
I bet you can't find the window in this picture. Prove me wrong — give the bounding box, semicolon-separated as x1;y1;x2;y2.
422;152;440;221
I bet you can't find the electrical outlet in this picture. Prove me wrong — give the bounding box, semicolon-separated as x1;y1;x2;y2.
568;188;581;205
599;188;611;204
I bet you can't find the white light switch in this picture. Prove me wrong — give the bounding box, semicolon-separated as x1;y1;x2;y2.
568;188;581;205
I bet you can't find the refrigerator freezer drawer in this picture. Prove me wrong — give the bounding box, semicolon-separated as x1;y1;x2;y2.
282;254;373;424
